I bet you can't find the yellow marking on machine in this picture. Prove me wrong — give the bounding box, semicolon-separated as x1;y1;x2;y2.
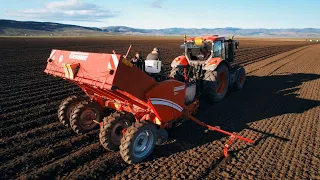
62;63;70;78
62;63;80;79
194;38;203;46
122;58;133;67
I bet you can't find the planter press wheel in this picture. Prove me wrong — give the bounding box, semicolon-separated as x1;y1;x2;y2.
120;121;157;164
58;95;88;127
100;112;135;151
70;100;103;134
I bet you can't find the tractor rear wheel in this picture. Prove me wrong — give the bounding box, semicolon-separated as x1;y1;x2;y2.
100;112;134;151
169;67;185;82
58;95;88;127
120;121;157;164
70;100;103;134
203;64;229;102
234;67;246;90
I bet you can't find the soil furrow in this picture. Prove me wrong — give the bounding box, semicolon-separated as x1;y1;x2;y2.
1;37;318;179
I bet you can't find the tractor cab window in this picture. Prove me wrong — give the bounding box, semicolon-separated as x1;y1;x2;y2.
213;41;223;58
184;41;212;61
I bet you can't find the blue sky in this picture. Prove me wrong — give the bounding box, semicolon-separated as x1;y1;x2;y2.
1;0;319;29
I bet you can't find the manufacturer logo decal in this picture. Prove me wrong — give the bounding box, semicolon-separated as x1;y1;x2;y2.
174;85;185;92
69;52;89;61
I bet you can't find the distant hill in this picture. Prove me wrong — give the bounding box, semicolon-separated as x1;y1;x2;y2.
102;26;320;37
1;19;320;37
0;19;103;36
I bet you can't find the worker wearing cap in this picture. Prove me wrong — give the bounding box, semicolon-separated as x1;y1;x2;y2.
130;52;145;71
146;47;160;60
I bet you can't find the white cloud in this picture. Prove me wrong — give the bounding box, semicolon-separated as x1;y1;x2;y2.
5;0;118;22
46;0;97;10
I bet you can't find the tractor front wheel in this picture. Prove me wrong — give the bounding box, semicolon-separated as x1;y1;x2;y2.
70;100;103;134
58;95;88;127
203;64;229;102
120;121;157;164
99;112;134;151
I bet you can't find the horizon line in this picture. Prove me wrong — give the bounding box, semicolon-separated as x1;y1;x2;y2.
1;19;319;30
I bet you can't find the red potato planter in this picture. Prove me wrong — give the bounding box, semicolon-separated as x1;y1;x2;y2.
44;35;254;164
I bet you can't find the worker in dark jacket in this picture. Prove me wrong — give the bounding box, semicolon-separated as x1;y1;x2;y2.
146;47;160;60
130;52;144;71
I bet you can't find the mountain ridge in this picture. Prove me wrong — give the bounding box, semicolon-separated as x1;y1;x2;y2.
1;19;320;37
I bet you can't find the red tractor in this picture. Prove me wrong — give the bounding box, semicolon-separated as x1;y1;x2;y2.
169;35;244;102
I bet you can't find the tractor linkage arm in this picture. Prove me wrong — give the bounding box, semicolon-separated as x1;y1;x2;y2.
184;112;254;157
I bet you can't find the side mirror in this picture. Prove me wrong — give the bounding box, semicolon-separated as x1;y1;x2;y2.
180;44;185;49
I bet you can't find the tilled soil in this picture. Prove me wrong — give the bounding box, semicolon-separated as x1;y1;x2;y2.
0;37;319;179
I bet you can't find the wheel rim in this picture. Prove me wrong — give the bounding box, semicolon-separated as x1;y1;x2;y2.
217;71;227;95
66;102;78;120
111;120;130;145
79;108;99;130
133;130;154;158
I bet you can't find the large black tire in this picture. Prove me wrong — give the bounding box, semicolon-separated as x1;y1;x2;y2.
169;67;185;82
234;67;246;90
58;95;88;127
120;121;157;164
70;100;103;134
99;112;134;151
203;64;229;102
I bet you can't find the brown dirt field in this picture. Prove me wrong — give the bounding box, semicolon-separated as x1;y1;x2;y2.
0;37;319;179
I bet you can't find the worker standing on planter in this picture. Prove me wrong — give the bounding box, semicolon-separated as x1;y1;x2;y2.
145;47;165;81
130;51;145;72
146;47;160;60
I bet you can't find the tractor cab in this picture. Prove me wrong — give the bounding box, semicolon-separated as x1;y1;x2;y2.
182;41;212;61
180;35;239;65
